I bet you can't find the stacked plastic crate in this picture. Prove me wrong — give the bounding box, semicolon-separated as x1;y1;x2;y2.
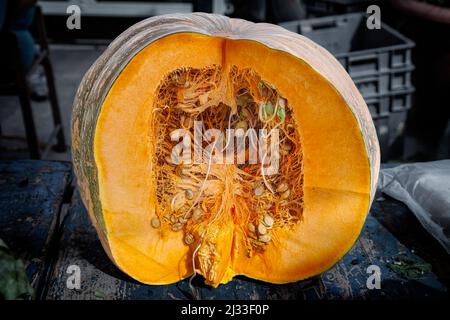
280;13;414;160
304;0;375;17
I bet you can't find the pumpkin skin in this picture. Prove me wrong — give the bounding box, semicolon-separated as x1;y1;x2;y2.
71;13;380;287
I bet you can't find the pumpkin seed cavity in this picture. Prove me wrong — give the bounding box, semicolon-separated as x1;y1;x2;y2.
151;65;304;256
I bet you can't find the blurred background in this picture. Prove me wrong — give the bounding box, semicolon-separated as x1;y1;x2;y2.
0;0;449;162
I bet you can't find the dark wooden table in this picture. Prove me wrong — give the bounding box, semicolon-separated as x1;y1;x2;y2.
0;160;449;300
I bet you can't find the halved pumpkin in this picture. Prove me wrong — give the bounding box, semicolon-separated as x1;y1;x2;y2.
72;13;380;287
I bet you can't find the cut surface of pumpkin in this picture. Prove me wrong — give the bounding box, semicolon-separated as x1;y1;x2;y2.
72;14;380;287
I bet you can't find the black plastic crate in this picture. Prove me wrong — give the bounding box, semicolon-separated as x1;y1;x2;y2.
374;110;408;160
279;13;414;106
280;13;414;76
305;0;373;16
365;88;413;119
279;13;415;159
353;66;414;99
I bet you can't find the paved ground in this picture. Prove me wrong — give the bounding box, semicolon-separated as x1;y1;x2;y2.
0;44;106;161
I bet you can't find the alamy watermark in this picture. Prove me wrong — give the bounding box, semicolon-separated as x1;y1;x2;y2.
66;264;81;290
366;265;381;290
66;5;81;30
366;5;381;30
169;121;280;175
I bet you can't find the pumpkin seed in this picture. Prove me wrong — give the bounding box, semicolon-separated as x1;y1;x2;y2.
151;217;161;229
248;232;258;240
262;214;274;228
282;143;292;152
171;193;186;211
174;74;186;86
178;217;187;224
170;214;177;224
262;202;272;210
181;167;191;176
277;96;286;109
185;189;194;200
192;208;204;221
175;166;183;176
259;101;274;121
280;145;292;156
257;223;267;235
183;116;194;128
252;240;266;247
254;184;265;197
259;234;272;243
199;92;209;105
265;102;274;115
281;189;291;200
277;105;285;123
276;182;289;193
236;120;248;131
182;161;193;168
248;222;256;233
184;233;195;245
171;222;182;232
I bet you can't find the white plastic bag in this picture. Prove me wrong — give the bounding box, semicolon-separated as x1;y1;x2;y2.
378;160;450;254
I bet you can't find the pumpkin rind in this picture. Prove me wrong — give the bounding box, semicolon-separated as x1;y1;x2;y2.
72;13;380;286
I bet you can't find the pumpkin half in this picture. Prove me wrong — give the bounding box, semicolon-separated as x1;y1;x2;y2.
72;13;380;287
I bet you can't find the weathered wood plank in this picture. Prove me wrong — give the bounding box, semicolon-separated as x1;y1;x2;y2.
372;193;450;290
45;189;447;300
0;160;72;296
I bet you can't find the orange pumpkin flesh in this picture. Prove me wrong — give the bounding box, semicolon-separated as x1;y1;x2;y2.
72;15;379;288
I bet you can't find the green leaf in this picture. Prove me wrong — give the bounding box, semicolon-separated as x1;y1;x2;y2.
94;290;107;300
387;258;432;280
0;238;34;300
